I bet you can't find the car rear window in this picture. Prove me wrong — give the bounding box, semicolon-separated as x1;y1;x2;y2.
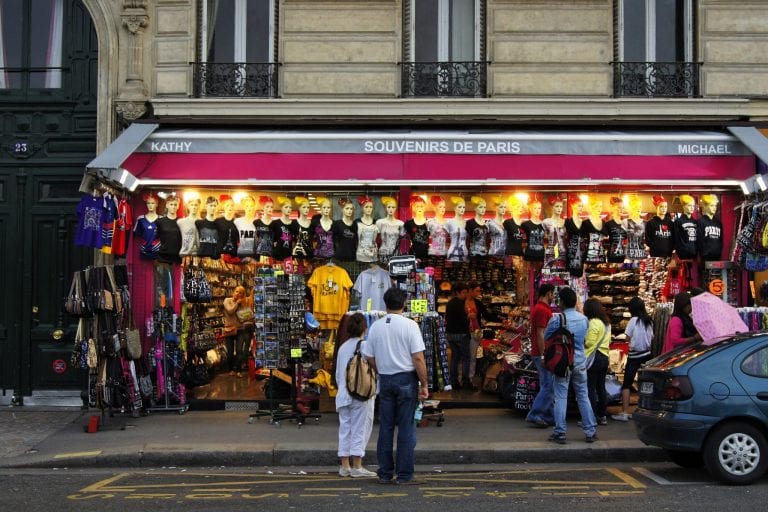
742;346;768;377
649;338;736;369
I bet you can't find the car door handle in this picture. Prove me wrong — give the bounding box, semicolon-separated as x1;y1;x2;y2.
756;392;768;401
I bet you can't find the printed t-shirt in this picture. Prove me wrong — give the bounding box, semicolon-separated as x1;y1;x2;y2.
307;265;353;329
75;195;104;248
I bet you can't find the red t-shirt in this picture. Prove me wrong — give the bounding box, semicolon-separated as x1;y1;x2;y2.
529;301;553;357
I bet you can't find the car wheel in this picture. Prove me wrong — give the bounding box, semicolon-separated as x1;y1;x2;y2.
665;449;704;468
703;422;768;485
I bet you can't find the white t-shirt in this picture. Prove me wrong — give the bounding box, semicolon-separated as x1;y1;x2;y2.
362;314;425;375
624;316;653;358
335;336;372;409
353;267;392;312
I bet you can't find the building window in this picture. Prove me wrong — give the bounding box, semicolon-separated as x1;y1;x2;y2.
0;0;64;90
194;0;278;97
614;0;698;97
402;0;486;98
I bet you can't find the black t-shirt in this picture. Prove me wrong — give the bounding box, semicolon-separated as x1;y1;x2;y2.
332;219;357;261
503;219;525;256
215;217;239;257
521;220;545;262
466;219;489;257
673;214;698;259
156;216;182;264
445;296;470;334
270;219;295;260
195;219;220;258
698;215;723;261
404;219;429;259
645;215;674;257
292;222;313;259
565;218;584;277
602;219;627;263
581;219;605;263
253;219;274;257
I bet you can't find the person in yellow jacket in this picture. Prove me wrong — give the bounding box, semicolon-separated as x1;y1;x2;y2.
583;298;611;426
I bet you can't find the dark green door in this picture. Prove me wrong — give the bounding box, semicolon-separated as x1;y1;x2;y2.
0;0;97;402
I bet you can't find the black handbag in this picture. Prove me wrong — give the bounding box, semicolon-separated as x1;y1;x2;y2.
182;356;210;388
64;271;90;317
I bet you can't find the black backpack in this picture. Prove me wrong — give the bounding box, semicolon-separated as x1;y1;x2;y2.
543;313;575;377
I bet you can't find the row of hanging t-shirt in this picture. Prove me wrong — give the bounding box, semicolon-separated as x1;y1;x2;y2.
75;191;133;256
525;212;722;278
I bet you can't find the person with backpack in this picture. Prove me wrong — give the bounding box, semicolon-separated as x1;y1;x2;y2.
334;312;377;478
583;298;611;426
613;296;656;422
525;283;555;428
363;287;429;485
543;287;597;444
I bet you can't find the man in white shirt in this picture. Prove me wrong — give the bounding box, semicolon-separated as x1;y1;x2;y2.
363;287;429;485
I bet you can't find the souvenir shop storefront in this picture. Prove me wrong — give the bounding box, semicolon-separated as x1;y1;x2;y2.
72;125;760;415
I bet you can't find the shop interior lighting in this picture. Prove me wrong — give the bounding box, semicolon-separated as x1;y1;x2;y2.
740;181;751;195
232;191;248;203
182;190;200;202
757;175;767;192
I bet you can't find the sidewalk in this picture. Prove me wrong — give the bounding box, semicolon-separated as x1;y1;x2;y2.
0;405;665;469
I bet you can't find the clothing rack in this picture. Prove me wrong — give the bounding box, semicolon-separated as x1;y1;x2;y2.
148;305;188;414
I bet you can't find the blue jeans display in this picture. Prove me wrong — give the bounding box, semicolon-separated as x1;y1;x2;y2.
553;365;596;437
376;372;419;482
526;356;554;425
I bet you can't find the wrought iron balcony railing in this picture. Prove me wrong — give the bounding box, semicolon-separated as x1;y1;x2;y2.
192;62;278;98
613;61;701;98
401;61;487;98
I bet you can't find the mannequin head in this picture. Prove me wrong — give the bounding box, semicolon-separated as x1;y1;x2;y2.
220;195;235;218
699;194;718;218
205;196;218;217
450;196;466;217
295;196;310;218
471;196;486;217
652;195;668;218
431;195;446;217
410;196;427;218
588;198;603;219
276;196;293;218
569;196;585;218
548;194;564;219
609;196;623;220
492;196;507;218
381;196;398;218
186;198;201;218
509;195;527;219
259;195;274;219
317;197;332;218
165;196;180;217
144;192;158;214
528;199;542;220
339;198;355;220
240;195;257;219
358;196;374;218
627;195;642;219
680;194;696;216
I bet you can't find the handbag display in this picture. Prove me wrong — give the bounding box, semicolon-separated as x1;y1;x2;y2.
125;322;142;360
64;271;90;317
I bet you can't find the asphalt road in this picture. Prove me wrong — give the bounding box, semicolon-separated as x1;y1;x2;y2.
2;463;767;512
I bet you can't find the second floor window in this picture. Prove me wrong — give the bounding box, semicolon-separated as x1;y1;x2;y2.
403;0;486;97
0;0;64;90
614;0;697;97
204;0;274;63
196;0;277;97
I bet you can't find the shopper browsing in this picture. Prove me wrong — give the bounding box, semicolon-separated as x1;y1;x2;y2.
583;298;611;425
363;287;429;485
613;297;655;422
334;312;377;478
222;286;250;378
445;282;472;390
525;283;555;428
544;287;597;444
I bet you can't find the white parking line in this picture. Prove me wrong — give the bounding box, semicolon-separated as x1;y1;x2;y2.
632;467;707;485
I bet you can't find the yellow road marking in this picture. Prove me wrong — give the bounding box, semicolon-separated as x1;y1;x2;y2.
53;450;102;459
606;467;647;489
80;472;131;493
